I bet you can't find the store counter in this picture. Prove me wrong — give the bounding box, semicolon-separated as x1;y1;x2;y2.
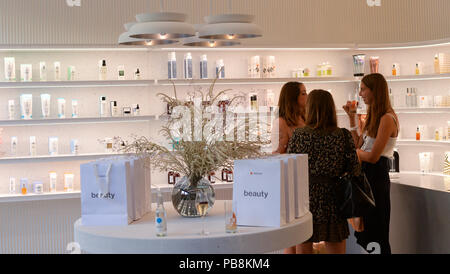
74;200;313;254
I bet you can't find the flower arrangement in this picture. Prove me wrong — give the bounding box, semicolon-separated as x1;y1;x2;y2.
115;74;271;186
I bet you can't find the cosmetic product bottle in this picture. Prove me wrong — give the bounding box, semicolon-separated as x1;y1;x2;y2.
155;188;167;237
9;177;16;194
392;64;397;76
250;94;258;112
249;56;260;78
40;94;51;118
303;68;310;77
117;65;125;80
168;171;175;184
110;101;118;117
54;62;61;81
67;66;76;81
104;137;113;153
405;88;410;108
30;136;37;156
183;52;193;79
352;54;365;77
326;62;333;76
8;100;15;120
216;59;225;79
435;129;440;141
20;94;33;120
100;96;107;117
412;88;418;107
389;89;395;107
208;171;216;184
20;64;32;82
40;62;47;81
434;54;440;74
64;173;74;192
369;56;379;73
123;107;131;116
57;98;66;119
266;89;275;111
4;57;16;81
415;63;420;75
227;169;233;182
99;59;107;80
132;104;140;116
48;137;59;155
11;136;18;156
71;99;79;118
200;54;208;79
134;68;141;80
416;127;421;141
168;52;177;79
222;168;228;182
33;181;44;194
70;139;79;155
20;178;28;195
265;56;276;78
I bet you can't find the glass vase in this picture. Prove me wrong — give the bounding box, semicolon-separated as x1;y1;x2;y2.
171;176;215;217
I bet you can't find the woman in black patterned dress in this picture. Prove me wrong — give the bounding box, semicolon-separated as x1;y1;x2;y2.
287;89;361;254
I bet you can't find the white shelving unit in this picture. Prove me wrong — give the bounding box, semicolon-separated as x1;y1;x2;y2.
0;115;157;126
0;80;154;88
0;152;124;163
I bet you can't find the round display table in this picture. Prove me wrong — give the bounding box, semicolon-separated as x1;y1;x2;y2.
74;200;313;254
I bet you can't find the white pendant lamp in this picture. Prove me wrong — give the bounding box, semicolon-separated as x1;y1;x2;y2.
198;14;262;40
129;12;195;40
118;22;178;46
182;25;241;47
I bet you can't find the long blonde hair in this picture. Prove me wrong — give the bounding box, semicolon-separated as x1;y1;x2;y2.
362;73;394;137
277;82;305;127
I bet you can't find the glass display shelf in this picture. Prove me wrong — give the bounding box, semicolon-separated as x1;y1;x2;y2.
0;115;157;126
386;73;450;82
337;107;450;116
0;80;154;89
0;152;124;163
156;77;357;86
0;191;81;203
396;139;450;146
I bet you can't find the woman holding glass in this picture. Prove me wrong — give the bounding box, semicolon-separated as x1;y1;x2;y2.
342;73;399;254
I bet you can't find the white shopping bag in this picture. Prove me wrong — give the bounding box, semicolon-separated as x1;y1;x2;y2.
233;157;288;227
80;156;134;226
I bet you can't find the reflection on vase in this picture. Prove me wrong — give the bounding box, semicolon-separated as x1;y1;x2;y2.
171;176;215;217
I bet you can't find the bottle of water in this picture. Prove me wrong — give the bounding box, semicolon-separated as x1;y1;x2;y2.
155;188;167;237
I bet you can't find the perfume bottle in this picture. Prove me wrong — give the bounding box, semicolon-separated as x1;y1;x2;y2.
392;64;397;76
134;68;141;80
221;169;228;182
168;52;177;79
168;171;175;184
20;178;28;195
183;52;193;79
227;169;233;182
200;54;208;79
155;188;167;237
415;63;420;75
110;101;118;117
416;127;421;141
250;94;258;112
99;59;107;80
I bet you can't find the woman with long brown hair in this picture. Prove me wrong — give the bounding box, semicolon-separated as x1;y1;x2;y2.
287;90;361;254
272;81;307;154
343;73;399;254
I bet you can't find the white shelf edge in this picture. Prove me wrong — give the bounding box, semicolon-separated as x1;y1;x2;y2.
0;191;81;203
0;115;157;126
0;152;125;163
156;77;358;86
396;140;450;146
386;73;450;82
397;171;450;178
0;80;155;88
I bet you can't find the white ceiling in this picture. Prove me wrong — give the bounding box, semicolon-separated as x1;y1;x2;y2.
1;0;450;47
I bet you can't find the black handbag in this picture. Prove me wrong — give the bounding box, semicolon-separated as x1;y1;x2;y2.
336;129;376;219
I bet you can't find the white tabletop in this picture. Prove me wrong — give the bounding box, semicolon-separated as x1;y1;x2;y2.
74;200;313;254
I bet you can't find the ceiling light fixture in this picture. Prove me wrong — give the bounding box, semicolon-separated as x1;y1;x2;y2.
183;25;241;47
198;0;262;40
128;0;195;40
118;22;178;46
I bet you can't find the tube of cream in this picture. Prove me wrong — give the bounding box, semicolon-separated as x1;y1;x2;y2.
20;94;33;120
64;173;74;192
40;94;51;118
4;57;16;81
57;98;66;119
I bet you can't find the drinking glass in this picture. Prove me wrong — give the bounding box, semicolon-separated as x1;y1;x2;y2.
224;200;237;233
195;190;210;236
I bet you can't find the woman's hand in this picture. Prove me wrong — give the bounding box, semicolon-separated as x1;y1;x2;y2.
342;101;358;120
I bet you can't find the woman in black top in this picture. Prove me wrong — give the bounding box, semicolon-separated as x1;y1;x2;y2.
288;89;361;254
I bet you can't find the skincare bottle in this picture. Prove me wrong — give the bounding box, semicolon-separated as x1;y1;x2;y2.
49;172;57;192
40;62;47;81
155;188;167;237
57;98;66;119
20;178;28;195
134;68;141;80
4;57;16;81
99;59;107;80
54;62;61;81
434;54;440;74
250;94;258;112
118;65;125;80
70;139;79;155
200;54;208;79
20;64;32;82
216;59;225;79
64;173;74;192
67;66;76;81
20;94;33;120
405;89;410;108
40;94;51;118
11;136;18;156
71;99;79;118
435;129;440;141
392;64;397;76
9;177;16;194
132;104;140;116
416;127;421;141
110;101;118;117
415;63;420;75
48;137;59;155
8;100;15;120
168;52;177;79
412;88;418;107
33;181;44;194
183;52;193;79
29;136;37;156
100;96;107;117
389;89;395;107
